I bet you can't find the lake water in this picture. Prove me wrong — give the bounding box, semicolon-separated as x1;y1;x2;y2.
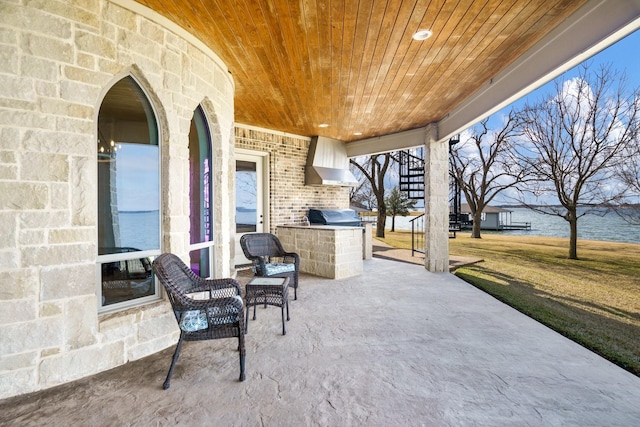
118;211;160;250
386;207;640;244
119;209;640;247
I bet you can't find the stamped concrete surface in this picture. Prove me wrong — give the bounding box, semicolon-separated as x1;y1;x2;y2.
1;257;640;426
371;240;482;271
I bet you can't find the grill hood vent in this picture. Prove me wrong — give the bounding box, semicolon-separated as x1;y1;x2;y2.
305;136;358;187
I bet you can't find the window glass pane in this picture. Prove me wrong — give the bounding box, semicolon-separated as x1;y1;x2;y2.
236;160;257;233
189;247;210;278
97;76;160;308
189;106;212;244
101;251;154;307
98;77;159;254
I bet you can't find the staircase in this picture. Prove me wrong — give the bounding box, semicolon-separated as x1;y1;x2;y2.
398;147;425;254
398;147;425;200
397;136;461;253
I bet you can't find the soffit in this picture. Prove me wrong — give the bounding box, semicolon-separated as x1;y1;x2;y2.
132;0;588;142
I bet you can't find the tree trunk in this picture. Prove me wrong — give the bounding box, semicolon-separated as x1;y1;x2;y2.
391;215;396;232
471;210;483;238
376;212;386;238
568;208;578;259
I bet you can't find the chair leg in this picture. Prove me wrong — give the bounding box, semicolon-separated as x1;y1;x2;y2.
238;331;246;381
286;298;290;321
245;303;251;334
163;335;184;390
281;304;286;335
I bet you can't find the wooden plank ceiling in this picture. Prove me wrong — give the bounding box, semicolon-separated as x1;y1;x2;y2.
134;0;587;142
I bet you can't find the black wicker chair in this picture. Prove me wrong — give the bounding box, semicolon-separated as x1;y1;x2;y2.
152;253;245;389
240;233;300;300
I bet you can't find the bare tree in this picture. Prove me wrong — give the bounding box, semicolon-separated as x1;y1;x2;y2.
449;113;526;238
514;63;640;259
350;153;394;238
349;164;377;210
613;140;640;224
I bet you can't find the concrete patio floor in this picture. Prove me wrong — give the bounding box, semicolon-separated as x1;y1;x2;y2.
2;257;640;426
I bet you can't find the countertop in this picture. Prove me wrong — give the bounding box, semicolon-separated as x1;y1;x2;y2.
277;224;363;230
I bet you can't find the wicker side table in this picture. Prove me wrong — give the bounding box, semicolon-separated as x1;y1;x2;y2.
244;277;290;335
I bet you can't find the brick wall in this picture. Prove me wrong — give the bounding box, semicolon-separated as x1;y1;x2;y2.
235;126;351;232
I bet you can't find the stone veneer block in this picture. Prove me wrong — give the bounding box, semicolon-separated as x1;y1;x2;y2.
277;225;363;280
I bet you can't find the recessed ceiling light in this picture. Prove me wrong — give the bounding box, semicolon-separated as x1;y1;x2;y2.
319;123;329;128
412;30;432;41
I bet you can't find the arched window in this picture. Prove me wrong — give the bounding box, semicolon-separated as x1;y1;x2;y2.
97;76;161;311
188;105;214;277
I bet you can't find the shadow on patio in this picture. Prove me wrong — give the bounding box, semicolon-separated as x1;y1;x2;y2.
1;257;639;426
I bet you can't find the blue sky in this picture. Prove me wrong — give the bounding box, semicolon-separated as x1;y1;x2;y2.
116;143;159;211
567;29;640;85
398;29;640;208
495;29;640;118
466;29;640;205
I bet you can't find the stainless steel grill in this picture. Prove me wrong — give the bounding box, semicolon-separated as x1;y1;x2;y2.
308;209;362;227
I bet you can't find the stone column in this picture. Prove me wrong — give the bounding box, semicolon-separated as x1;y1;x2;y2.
362;223;373;260
423;124;449;272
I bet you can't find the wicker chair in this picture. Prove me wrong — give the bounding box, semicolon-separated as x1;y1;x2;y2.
152;253;246;389
240;233;300;300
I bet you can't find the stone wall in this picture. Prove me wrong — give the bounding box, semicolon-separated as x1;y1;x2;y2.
235;125;351;231
423;124;450;272
277;226;363;279
0;0;235;399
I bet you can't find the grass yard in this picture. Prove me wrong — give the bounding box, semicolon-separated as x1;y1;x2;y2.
375;230;640;377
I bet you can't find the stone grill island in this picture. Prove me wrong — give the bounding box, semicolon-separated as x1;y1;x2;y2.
277;223;372;279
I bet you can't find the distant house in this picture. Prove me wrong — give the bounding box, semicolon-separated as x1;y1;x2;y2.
459;204;531;231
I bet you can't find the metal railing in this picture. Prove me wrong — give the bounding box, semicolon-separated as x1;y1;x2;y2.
410;214;425;256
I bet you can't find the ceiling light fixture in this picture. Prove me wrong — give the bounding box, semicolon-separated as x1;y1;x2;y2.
354;132;362;136
319;123;329;128
412;30;433;41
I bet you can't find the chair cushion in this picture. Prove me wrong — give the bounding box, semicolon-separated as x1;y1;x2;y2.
263;262;295;275
179;295;243;331
179;310;208;332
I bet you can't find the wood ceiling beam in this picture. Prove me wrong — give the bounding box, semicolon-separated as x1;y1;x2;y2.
346;125;431;158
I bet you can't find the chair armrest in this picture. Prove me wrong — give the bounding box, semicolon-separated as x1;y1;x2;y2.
188;277;242;297
282;252;300;265
205;277;242;296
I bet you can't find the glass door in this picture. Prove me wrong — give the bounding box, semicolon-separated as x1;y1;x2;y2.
235;151;267;267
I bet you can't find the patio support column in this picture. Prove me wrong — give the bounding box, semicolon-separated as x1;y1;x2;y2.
423;124;449;272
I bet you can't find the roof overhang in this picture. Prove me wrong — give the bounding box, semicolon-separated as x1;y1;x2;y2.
438;0;640;142
347;0;640;157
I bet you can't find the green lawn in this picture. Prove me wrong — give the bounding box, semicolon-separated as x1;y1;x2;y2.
375;230;640;377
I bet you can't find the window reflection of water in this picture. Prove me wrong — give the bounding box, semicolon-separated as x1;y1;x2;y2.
118;211;160;250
